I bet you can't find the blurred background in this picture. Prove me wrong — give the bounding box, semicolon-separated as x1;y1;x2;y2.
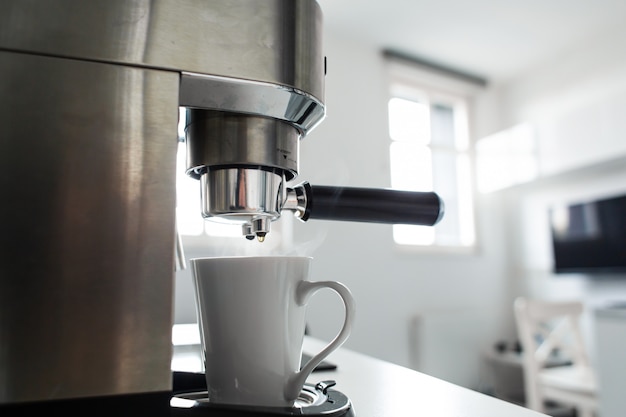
174;0;626;410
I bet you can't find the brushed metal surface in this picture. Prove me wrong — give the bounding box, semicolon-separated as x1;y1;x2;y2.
185;110;300;179
0;0;325;103
0;51;179;403
200;168;285;235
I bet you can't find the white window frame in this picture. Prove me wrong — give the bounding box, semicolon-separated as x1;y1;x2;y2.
385;58;483;252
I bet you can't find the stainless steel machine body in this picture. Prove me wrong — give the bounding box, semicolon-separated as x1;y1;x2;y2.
0;0;324;404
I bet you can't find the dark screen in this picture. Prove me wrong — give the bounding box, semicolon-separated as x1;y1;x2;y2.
550;194;626;273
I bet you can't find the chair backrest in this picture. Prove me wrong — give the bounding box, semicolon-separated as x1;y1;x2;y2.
514;298;590;370
513;297;592;411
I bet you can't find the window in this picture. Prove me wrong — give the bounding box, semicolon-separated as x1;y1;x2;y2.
387;64;476;248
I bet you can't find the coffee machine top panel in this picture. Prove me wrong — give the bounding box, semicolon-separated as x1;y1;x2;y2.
0;0;325;105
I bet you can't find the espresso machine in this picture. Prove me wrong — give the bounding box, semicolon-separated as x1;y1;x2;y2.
0;0;442;414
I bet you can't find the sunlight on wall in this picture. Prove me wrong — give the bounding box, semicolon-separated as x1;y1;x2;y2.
475;123;539;193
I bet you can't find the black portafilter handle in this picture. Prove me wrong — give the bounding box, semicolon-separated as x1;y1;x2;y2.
297;183;445;226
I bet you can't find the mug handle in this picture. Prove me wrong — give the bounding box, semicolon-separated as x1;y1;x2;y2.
285;280;356;401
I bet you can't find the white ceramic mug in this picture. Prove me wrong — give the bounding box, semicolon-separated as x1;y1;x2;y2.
190;256;355;408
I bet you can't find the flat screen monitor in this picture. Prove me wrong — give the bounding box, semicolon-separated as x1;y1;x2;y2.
549;194;626;273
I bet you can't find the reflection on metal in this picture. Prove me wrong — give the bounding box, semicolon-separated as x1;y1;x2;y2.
0;51;179;402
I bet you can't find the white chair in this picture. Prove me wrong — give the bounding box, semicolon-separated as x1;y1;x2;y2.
513;298;598;417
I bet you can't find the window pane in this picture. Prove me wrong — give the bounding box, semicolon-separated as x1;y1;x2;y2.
390;142;433;192
431;150;458;198
388;81;475;248
427;152;475;247
393;224;435;246
456;155;475;246
430;104;456;148
430;150;459;244
388;98;431;144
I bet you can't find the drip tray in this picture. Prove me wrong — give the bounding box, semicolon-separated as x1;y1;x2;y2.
171;381;354;416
